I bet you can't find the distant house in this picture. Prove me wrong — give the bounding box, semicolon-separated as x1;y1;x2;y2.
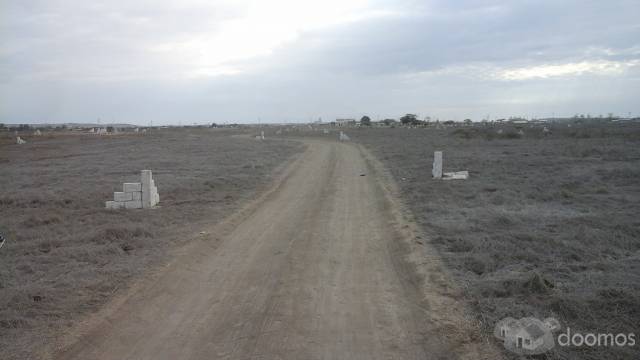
335;118;356;127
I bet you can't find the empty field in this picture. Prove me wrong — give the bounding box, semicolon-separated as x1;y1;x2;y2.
352;123;640;360
0;129;302;360
2;123;638;360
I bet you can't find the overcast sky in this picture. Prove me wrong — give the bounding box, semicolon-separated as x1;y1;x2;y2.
1;0;639;124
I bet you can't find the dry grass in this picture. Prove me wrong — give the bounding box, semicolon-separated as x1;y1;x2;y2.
352;123;640;360
0;128;302;360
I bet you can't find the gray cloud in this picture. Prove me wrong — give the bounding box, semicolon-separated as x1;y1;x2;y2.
1;0;639;124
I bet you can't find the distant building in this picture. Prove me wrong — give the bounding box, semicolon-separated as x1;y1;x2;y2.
335;119;356;127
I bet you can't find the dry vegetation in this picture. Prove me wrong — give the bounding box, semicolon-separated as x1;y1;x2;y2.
2;123;638;359
0;128;302;360
352;123;640;359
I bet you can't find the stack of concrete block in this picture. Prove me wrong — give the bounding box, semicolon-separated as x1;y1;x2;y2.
339;131;350;141
106;170;159;209
16;136;26;144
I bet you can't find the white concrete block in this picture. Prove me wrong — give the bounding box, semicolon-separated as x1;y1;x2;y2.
141;170;153;186
16;136;26;144
152;186;159;206
123;182;142;192
141;170;154;208
142;193;151;208
443;171;469;180
106;170;159;209
114;192;132;202
432;151;443;179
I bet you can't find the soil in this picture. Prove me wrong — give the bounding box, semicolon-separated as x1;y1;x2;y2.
50;139;501;360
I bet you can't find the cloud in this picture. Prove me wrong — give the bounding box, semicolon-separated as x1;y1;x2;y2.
403;59;640;82
1;0;639;123
498;60;640;80
1;0;400;82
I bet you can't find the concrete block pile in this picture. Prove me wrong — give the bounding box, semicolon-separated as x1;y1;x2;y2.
106;170;160;209
339;131;350;141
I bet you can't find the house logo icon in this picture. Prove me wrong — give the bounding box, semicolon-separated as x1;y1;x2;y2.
494;317;561;355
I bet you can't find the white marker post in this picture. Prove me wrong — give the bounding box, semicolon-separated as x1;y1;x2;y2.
432;151;443;179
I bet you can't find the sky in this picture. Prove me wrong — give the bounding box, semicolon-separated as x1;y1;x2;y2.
1;0;639;125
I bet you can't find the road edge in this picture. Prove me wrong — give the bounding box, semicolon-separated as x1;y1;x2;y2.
44;140;310;360
356;142;506;360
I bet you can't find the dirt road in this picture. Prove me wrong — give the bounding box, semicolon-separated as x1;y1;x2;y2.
54;140;494;360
